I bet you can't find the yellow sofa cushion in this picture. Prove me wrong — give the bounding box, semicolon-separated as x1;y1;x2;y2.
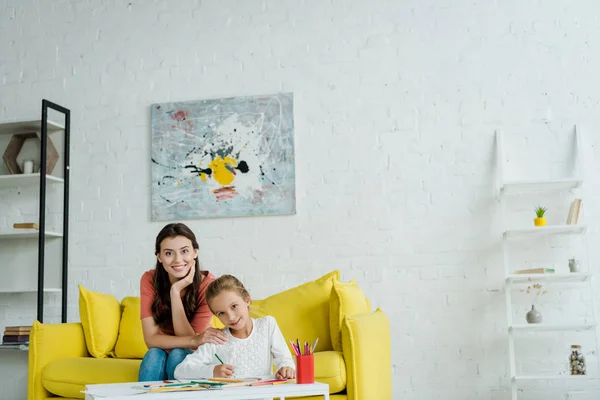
250;270;339;352
329;279;370;352
78;285;121;358
314;351;347;393
42;357;141;399
342;308;392;400
114;297;148;359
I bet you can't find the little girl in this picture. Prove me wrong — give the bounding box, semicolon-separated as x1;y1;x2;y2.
174;275;296;380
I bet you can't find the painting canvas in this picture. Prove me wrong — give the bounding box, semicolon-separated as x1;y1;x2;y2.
151;93;296;221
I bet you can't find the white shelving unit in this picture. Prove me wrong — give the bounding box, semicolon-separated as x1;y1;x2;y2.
510;324;596;332
503;225;588;240
0;119;64;136
499;178;582;195
0;104;71;323
506;273;591;284
514;375;595;381
0;344;28;352
0;230;63;239
496;127;600;400
0;288;61;294
0;173;64;189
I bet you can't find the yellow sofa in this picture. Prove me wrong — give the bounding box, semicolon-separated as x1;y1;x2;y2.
28;271;391;400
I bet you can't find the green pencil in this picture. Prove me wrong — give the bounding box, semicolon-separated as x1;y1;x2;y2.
215;353;224;364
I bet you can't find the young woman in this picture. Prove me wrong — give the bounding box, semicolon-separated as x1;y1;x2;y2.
138;223;228;381
174;275;295;380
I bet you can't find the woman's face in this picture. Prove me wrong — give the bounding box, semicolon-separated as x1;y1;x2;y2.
157;235;198;283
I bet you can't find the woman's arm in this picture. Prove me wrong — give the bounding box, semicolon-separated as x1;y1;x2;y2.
142;316;200;349
141;317;228;350
170;287;196;337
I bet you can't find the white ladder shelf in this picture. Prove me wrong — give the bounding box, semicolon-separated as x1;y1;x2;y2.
496;127;600;399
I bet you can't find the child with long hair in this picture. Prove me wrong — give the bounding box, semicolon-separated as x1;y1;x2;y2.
174;275;295;380
138;223;228;381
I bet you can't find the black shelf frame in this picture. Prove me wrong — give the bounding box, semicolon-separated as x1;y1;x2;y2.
38;100;70;323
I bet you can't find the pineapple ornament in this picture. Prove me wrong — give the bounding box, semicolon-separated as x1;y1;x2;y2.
534;206;547;226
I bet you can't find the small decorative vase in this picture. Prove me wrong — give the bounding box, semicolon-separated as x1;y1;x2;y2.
534;217;547;226
526;305;542;323
569;258;580;273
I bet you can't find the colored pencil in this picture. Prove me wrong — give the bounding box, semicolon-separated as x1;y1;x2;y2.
215;353;224;364
311;338;319;354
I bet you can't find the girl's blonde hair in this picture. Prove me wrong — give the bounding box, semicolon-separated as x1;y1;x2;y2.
206;275;251;309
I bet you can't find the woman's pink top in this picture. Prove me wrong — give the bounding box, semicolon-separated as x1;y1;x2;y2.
140;269;216;335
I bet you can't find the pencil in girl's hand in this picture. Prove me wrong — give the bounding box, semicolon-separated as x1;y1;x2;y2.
215;353;224;364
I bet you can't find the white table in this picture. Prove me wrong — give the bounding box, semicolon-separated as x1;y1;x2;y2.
84;381;330;400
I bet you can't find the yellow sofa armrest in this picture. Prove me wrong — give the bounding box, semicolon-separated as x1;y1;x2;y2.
341;308;392;400
28;321;89;400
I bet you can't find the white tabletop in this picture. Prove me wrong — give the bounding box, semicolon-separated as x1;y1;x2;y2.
84;381;330;400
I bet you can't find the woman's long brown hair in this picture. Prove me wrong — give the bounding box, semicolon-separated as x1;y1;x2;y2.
152;223;202;333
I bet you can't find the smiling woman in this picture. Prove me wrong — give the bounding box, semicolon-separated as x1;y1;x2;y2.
137;223;228;382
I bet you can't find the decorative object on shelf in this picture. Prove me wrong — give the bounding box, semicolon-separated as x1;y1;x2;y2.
569;345;586;375
150;92;296;221
521;283;547;323
514;268;555;275
2;132;59;175
534;206;547;226
566;199;583;225
13;222;39;230
568;258;580;273
525;305;542;323
23;159;34;174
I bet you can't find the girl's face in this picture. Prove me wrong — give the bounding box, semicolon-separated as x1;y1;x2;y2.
157;235;198;283
209;290;251;332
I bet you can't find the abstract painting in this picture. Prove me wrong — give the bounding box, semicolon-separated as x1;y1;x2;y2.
151;93;296;220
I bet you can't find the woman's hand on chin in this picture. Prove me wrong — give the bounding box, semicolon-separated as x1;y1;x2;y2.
170;265;195;296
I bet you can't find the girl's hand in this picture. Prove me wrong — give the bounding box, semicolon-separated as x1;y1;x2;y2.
170;265;195;295
193;327;228;346
214;364;234;378
275;367;295;379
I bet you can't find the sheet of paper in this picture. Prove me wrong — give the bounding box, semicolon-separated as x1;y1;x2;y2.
82;386;147;397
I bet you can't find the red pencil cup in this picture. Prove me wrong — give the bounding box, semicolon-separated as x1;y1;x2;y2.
296;354;314;384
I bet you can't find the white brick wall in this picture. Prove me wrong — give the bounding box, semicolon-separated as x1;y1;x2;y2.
2;0;600;399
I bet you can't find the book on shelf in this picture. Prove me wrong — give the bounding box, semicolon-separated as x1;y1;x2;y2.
566;199;583;225
513;268;555;275
4;326;31;333
2;335;30;343
4;325;32;331
3;331;30;336
12;223;39;230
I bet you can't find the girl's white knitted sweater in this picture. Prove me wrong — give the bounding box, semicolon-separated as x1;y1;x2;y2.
174;316;295;380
